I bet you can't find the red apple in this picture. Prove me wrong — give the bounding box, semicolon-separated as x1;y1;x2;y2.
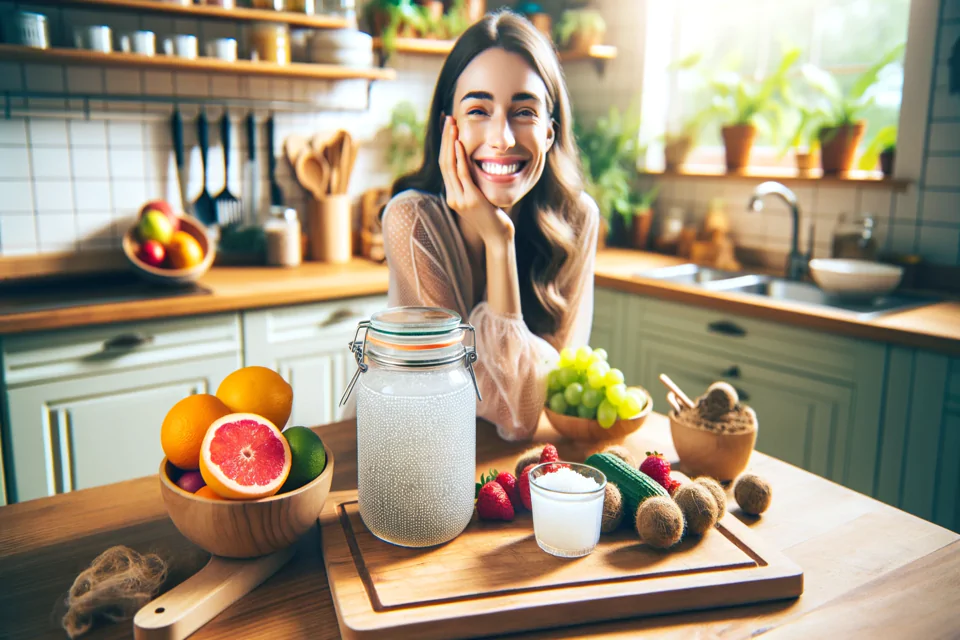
137;239;166;267
139;199;180;231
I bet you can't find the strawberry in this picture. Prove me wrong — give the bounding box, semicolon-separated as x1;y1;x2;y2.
666;478;682;496
517;463;537;511
640;451;673;491
495;471;521;509
477;481;515;521
539;443;560;464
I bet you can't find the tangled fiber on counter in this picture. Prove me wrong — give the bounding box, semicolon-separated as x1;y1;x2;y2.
61;545;168;638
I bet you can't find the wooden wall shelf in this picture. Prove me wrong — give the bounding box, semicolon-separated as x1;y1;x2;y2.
24;0;349;29
372;37;617;66
0;44;396;82
639;168;911;192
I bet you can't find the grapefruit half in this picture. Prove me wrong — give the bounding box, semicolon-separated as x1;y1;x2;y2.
199;413;291;499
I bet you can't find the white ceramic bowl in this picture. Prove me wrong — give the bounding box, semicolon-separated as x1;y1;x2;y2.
808;259;904;298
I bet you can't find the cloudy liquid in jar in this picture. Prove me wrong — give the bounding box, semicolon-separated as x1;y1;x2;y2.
356;367;475;547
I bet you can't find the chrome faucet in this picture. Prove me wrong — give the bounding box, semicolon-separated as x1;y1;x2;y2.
748;181;810;281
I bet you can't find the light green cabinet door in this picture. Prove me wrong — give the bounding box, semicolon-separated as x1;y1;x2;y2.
4;355;239;502
275;350;354;428
589;288;628;375
633;338;854;482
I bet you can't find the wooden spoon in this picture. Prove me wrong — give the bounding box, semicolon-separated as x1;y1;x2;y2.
295;149;326;200
283;134;310;171
666;391;682;414
338;133;353;194
659;374;696;409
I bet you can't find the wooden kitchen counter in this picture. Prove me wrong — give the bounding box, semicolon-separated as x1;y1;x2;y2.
1;250;958;355
1;414;958;639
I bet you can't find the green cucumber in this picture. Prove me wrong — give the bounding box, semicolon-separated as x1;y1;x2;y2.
585;452;669;518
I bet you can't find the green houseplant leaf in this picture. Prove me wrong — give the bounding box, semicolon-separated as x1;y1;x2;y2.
857;124;898;171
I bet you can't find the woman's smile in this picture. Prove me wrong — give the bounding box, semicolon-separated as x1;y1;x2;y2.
473;155;529;183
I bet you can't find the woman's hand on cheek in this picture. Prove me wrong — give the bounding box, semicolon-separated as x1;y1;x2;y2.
440;116;515;245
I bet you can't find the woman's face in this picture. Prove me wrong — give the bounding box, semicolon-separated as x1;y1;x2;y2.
451;48;555;212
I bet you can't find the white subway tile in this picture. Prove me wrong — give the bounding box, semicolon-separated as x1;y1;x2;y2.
37;212;77;252
0;146;31;179
918;224;960;265
932;88;960;119
813;185;857;217
0;213;37;251
109;148;146;179
0;119;27;146
143;70;175;96
0;180;34;213
104;69;142;94
0;62;23;91
69;120;107;147
924;157;960;189
75;212;114;242
928;123;960;153
246;77;269;99
888;222;918;255
30;147;71;179
858;189;894;219
144;119;172;149
111;179;147;211
107;121;145;148
71;146;110;179
65;67;104;94
34;179;75;212
28;118;69;146
75;180;112;212
210;75;241;98
893;188;920;222
23;64;64;92
939;23;960;61
921;190;960;224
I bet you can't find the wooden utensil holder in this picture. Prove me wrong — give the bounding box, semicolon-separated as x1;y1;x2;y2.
308;195;352;263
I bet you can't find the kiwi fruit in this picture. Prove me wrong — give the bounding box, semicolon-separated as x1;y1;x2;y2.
601;483;624;533
635;496;684;549
734;473;772;515
600;444;637;468
694;476;727;516
514;447;544;479
674;483;719;536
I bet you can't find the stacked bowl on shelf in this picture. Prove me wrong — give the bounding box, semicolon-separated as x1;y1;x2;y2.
308;29;373;67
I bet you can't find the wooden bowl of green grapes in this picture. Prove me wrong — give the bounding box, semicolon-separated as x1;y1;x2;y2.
543;347;653;442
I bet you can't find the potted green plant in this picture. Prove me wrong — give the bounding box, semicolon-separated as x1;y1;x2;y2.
857;124;897;176
799;43;904;175
383;101;426;179
555;9;606;53
574;103;645;246
781;103;820;176
702;48;800;173
630;186;660;249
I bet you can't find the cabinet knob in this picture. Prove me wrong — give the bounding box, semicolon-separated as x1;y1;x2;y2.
734;387;750;402
102;333;154;351
318;308;359;328
707;320;747;337
722;365;741;378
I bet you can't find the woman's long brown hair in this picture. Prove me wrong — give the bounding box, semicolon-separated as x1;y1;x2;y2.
391;10;588;337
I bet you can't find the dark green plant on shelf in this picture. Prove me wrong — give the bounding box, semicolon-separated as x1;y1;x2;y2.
555;9;606;51
857;124;897;171
384;101;427;179
367;0;471;55
574;102;649;229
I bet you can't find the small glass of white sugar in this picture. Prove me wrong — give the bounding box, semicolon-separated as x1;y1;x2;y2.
529;462;607;558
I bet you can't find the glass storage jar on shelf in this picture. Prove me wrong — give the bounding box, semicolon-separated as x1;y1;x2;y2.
340;307;482;548
250;22;290;64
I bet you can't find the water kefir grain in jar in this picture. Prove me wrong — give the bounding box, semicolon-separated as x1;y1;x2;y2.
349;307;479;547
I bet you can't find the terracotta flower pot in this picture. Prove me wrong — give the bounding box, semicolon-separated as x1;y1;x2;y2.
880;148;896;176
664;136;693;172
818;122;865;176
597;217;608;250
527;13;552;40
568;29;603;53
419;0;443;21
632;209;653;249
795;150;816;176
465;0;485;23
721;124;756;173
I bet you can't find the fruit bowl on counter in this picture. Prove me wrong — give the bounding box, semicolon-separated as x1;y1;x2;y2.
545;386;653;442
122;200;215;285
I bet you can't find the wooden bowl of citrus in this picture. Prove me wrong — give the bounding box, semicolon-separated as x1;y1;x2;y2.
544;386;653;442
123;210;215;286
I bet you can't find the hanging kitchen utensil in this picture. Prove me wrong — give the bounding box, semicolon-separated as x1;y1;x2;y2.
214;112;242;226
266;114;283;207
295;147;326;200
172;109;189;216
193;111;215;226
338;132;352;195
284;134;310;171
243;112;258;225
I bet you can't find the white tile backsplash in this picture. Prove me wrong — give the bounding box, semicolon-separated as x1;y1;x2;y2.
68;120;108;147
143;71;175;96
34;180;75;213
927;123;960;153
0;120;27;146
0;213;37;252
104;69;143;95
28;119;69;146
36;213;77;252
920;190;960;224
924;157;960;188
918;224;960;264
0;180;34;213
30;147;71;179
110;179;147;212
71;147;111;180
107;121;146;149
65;67;105;94
0;62;23;91
75;180;113;212
108;148;146;179
0;147;31;179
814;186;858;217
23;64;64;92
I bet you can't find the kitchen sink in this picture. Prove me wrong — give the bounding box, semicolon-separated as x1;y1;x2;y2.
636;264;939;319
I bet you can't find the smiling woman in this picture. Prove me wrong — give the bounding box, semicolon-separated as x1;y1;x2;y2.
381;10;599;441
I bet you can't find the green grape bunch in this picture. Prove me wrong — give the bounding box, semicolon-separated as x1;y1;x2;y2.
544;345;648;429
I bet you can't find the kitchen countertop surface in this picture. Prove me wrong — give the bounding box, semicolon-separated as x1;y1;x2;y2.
1;413;957;639
0;250;958;355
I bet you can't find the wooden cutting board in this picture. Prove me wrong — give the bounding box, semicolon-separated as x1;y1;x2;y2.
319;490;804;639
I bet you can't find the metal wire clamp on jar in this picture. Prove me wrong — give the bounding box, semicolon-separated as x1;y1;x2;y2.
340;307;482;547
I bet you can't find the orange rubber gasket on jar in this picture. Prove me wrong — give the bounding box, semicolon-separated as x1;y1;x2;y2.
365;333;465;351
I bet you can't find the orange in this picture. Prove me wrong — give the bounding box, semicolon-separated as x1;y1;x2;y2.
200;413;291;499
161;394;233;470
194;485;226;501
166;231;204;269
216;366;293;430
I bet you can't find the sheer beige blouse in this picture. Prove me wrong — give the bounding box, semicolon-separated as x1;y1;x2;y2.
381;189;599;441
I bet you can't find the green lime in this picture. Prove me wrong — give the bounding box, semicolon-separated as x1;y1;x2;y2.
280;426;327;493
